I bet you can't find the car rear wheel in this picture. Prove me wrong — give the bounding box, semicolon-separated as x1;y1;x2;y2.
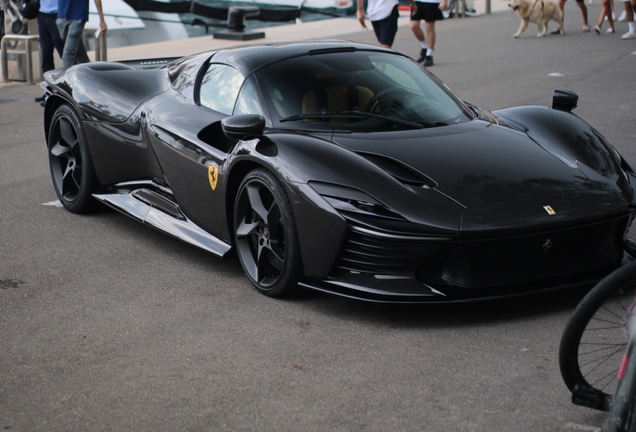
233;168;302;297
47;104;98;213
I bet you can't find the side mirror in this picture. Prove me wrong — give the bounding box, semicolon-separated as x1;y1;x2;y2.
221;114;265;140
552;88;578;113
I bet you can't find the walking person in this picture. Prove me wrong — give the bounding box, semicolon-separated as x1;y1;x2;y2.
35;0;65;106
356;0;400;48
56;0;107;69
409;0;447;67
619;0;636;38
593;0;615;33
551;0;591;33
37;0;64;73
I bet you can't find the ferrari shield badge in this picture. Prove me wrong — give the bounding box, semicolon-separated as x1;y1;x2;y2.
543;205;556;215
208;163;219;191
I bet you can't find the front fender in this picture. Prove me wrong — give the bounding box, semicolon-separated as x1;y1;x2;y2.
227;134;348;279
495;105;633;202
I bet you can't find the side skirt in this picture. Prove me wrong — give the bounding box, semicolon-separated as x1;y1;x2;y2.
93;185;231;257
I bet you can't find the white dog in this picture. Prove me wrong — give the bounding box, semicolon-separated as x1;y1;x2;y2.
509;0;564;37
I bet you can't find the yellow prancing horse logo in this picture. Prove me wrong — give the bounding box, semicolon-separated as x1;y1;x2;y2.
208;163;219;191
543;205;556;215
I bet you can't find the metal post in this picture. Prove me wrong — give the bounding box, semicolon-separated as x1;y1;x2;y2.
25;37;34;84
1;38;9;83
93;29;107;61
486;0;491;13
84;28;107;62
0;34;39;84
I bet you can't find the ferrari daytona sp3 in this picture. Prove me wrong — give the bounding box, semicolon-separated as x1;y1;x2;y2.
41;40;636;302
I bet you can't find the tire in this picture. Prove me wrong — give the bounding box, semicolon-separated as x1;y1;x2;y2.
47;104;98;213
233;168;302;297
559;261;636;411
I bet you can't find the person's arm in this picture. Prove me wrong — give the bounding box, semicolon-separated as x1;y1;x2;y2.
356;0;367;29
93;0;108;34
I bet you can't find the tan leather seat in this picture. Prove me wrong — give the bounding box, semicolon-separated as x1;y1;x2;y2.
302;86;373;124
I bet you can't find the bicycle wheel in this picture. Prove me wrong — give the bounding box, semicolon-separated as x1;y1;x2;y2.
559;261;636;412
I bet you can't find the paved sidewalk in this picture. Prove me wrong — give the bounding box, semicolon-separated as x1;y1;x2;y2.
1;0;512;84
2;2;636;431
104;0;510;62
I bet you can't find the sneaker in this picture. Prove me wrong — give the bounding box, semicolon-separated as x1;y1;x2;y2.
423;55;434;67
622;31;636;39
582;25;590;32
606;27;615;34
416;48;427;63
550;29;562;34
618;10;627;21
594;25;601;34
34;95;44;102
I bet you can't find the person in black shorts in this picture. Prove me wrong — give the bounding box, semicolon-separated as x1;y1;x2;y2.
357;0;400;48
409;0;447;67
551;0;590;33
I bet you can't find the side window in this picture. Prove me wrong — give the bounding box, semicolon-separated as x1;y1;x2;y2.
234;79;265;116
199;64;244;115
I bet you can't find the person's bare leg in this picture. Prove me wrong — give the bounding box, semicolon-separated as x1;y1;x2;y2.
625;1;634;22
557;0;566;31
597;0;613;28
622;1;636;37
577;2;590;26
425;21;436;50
410;20;425;42
607;0;615;29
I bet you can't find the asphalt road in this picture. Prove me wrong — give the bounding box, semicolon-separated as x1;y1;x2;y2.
1;5;635;431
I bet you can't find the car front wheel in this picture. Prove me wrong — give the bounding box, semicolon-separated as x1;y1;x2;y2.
233;168;302;297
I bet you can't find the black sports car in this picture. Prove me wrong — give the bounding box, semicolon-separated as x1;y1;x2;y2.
41;40;636;302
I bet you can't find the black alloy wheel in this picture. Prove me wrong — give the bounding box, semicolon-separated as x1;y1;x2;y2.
48;104;98;213
234;168;302;297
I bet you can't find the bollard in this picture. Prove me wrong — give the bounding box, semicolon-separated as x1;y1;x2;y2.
213;6;266;41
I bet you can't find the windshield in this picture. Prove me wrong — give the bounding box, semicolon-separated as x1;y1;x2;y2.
255;51;472;132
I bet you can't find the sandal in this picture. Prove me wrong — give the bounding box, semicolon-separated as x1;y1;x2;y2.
582;25;590;32
593;25;601;34
606;28;615;34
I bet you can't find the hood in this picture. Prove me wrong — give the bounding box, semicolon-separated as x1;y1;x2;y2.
330;118;631;232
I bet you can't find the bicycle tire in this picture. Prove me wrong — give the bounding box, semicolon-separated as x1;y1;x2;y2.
559;261;636;411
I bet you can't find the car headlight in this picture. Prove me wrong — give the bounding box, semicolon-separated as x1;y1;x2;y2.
309;181;406;220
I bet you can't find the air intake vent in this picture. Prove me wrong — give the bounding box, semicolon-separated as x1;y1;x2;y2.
357;151;437;188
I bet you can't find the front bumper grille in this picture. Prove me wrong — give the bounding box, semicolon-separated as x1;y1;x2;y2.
334;216;629;289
